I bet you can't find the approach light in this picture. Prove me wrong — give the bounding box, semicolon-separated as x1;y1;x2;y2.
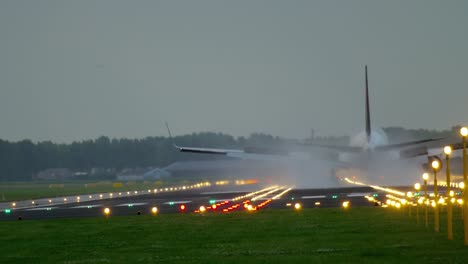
12;203;16;207
294;203;301;210
342;201;350;209
199;206;206;213
460;182;465;189
104;207;110;216
407;192;413;198
444;146;452;155
450;190;455;197
431;160;440;170
422;173;429;181
212;204;217;209
414;183;421;191
461;127;468;137
151;207;158;214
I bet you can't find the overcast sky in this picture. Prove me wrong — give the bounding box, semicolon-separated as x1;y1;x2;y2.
1;1;467;143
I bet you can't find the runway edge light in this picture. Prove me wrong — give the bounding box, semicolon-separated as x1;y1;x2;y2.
104;207;110;216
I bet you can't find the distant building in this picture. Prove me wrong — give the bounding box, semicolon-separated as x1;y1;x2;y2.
117;167;170;181
36;168;74;181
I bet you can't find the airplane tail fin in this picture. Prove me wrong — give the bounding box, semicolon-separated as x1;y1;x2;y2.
365;65;371;141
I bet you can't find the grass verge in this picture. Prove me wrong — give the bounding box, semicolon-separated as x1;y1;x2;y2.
0;207;467;263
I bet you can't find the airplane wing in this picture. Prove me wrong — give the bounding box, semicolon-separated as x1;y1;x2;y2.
297;137;442;154
173;144;349;166
175;144;243;155
374;137;443;151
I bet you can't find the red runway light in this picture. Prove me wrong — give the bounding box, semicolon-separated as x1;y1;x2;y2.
180;204;186;211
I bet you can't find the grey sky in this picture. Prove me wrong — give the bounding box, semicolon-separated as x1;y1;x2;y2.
1;1;467;143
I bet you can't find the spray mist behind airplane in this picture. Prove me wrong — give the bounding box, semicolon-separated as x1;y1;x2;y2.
171;66;442;169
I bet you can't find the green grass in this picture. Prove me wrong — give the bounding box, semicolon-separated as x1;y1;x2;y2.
1;207;467;263
0;179;195;201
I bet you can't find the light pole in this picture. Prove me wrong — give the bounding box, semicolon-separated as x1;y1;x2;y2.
414;183;421;224
407;191;413;217
432;159;441;232
461;126;468;245
461;181;465;221
444;145;453;240
423;172;429;228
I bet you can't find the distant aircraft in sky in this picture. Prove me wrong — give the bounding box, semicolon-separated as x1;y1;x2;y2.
171;66;443;171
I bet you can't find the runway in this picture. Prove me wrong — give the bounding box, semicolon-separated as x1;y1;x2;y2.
0;184;383;221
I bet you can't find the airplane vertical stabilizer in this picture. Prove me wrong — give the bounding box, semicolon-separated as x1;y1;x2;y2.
365;65;371;141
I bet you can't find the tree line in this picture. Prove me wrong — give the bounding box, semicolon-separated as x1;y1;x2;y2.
0;126;462;181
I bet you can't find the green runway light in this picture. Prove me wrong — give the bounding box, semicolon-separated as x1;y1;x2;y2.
169;202;174;206
373;193;378;197
46;208;52;211
209;200;216;204
4;209;11;214
291;197;295;200
128;204;133;207
87;206;92;209
332;195;338;199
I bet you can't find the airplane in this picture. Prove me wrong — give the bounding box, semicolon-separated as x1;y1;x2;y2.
171;66;443;171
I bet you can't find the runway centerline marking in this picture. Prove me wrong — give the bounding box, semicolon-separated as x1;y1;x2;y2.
116;203;148;207
163;201;192;205
347;193;371;197
71;204;103;209
25;207;58;211
302;195;326;199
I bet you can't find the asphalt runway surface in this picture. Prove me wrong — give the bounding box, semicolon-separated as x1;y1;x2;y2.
0;184;388;221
